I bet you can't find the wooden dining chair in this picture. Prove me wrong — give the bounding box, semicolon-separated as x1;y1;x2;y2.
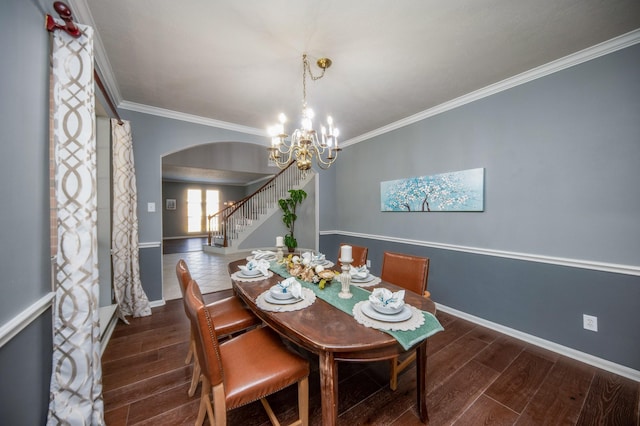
380;251;431;391
338;243;369;268
176;259;260;397
184;279;310;426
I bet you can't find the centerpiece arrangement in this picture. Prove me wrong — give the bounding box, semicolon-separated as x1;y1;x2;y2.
281;253;338;289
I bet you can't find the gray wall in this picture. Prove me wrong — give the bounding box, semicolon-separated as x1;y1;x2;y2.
0;0;55;423
321;43;640;371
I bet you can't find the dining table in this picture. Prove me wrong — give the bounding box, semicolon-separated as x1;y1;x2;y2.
228;258;441;425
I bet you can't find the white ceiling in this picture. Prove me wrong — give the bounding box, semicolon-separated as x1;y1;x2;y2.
72;0;640;184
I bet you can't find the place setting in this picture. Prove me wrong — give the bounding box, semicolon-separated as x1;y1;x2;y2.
300;251;334;268
246;249;278;262
231;258;273;282
349;264;381;287
256;277;316;312
353;288;425;331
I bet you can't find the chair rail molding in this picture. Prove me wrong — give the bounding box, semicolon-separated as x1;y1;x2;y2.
321;230;640;277
0;292;55;348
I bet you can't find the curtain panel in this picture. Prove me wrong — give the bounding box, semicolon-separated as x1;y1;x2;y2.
111;119;151;321
47;24;104;424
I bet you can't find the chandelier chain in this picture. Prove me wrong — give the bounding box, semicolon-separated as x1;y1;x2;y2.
302;54;327;105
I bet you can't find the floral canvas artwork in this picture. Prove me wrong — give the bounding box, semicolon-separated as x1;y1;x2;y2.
381;168;484;212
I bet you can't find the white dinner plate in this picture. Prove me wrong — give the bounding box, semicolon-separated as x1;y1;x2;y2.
360;301;412;322
269;285;296;300
237;271;265;279
351;274;374;283
264;292;302;305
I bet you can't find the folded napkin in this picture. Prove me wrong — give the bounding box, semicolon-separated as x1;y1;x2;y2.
278;277;303;299
301;251;313;266
252;250;275;260
239;258;270;276
369;288;405;309
349;265;369;279
312;253;326;264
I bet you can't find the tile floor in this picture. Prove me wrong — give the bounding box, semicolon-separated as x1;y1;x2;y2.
162;250;253;300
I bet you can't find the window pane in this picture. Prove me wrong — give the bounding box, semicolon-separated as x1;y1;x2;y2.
187;189;202;233
206;190;220;231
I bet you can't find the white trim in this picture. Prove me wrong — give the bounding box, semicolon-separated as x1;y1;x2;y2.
99;304;118;357
139;242;162;249
436;303;640;383
341;29;640;147
118;101;268;137
321;230;640;276
149;299;166;308
0;292;55;349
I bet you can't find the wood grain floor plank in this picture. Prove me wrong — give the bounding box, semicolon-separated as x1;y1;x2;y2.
426;360;499;425
576;369;640;426
515;358;594;425
453;394;519;426
474;335;526;373
426;332;490;393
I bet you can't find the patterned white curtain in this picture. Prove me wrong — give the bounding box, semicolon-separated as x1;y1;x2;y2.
47;24;104;424
111;119;151;321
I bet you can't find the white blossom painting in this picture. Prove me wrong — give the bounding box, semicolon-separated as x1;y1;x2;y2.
381;168;484;212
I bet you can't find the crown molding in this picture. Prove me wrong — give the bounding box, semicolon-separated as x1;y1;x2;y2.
118;101;268;137
341;28;640;147
72;1;639;146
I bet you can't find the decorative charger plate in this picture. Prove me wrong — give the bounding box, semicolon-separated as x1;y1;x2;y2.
256;287;316;312
231;270;273;282
352;301;425;331
349;275;381;288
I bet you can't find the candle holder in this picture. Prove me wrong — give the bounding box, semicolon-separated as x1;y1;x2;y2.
338;258;353;299
276;245;284;261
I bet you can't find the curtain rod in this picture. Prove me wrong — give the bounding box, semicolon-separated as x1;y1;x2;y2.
46;1;124;125
46;2;80;38
94;71;124;125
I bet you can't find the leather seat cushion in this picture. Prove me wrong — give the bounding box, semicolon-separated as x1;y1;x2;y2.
207;296;260;337
220;327;309;410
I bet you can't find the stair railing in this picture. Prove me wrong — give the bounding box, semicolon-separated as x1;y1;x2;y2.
207;161;305;247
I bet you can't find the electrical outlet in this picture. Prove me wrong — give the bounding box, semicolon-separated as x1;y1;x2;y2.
583;314;598;332
366;260;371;268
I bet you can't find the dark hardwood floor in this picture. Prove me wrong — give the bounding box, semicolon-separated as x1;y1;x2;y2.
102;291;639;425
163;237;208;254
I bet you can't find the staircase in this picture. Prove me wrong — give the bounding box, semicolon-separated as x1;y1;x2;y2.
204;162;313;254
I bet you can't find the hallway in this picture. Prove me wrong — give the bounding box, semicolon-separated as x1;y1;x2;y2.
162;238;252;300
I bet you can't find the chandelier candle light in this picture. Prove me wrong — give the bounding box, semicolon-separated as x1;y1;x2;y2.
338;245;353;299
268;54;340;172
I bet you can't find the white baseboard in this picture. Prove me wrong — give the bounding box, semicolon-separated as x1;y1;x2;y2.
436;303;640;382
99;305;118;357
149;299;166;308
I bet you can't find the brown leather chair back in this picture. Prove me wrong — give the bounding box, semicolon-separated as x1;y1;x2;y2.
338;243;369;268
175;259;192;296
380;251;429;296
184;280;225;387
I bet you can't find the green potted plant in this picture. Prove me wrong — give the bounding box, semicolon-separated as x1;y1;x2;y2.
278;189;307;252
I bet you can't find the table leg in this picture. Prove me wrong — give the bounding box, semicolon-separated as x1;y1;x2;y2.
319;351;338;426
416;341;429;423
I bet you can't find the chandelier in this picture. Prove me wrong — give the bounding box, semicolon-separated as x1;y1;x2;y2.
268;54;340;171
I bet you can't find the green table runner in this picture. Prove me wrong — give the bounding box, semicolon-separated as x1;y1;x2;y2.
269;262;443;350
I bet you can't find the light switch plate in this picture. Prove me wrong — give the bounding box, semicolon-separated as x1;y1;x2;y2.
147;202;156;212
